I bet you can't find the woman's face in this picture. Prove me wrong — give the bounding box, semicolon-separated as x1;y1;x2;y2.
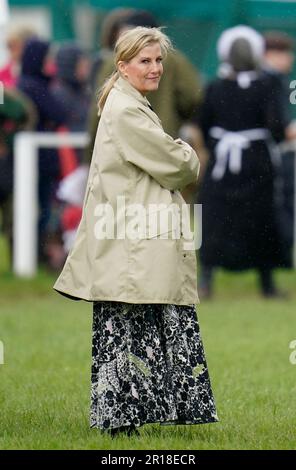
118;42;163;95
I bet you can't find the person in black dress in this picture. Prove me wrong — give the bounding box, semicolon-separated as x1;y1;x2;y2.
198;26;287;298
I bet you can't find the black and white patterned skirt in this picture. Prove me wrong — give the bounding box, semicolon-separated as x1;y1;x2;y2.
90;301;218;430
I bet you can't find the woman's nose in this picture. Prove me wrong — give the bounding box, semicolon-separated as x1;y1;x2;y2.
151;61;161;73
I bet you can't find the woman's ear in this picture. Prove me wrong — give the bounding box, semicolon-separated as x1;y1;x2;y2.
117;61;126;75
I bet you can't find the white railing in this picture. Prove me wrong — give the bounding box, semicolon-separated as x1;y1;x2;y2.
13;131;89;277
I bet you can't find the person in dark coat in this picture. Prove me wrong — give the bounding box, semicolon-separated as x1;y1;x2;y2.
264;31;294;130
263;32;295;268
197;26;287;298
88;7;135;92
49;43;91;267
17;37;67;263
52;42;91;135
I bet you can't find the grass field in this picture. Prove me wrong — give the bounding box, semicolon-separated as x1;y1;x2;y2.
1;251;296;450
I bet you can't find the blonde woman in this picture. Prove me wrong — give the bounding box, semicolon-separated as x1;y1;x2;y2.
54;27;218;437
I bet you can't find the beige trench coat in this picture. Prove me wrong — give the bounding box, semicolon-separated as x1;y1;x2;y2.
53;76;200;305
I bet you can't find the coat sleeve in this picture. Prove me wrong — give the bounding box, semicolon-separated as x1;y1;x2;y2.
113;106;200;190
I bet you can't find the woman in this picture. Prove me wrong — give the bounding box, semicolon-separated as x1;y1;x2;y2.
198;26;287;298
54;27;218;436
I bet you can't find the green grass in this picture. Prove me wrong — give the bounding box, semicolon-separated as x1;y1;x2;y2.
1;262;296;449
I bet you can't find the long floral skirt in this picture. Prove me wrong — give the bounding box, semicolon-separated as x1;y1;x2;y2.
90;301;218;430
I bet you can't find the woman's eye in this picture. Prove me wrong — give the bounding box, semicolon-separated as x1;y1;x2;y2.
142;59;149;64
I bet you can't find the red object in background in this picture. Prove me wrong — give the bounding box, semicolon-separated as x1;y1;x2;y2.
3;120;17;132
43;57;57;78
0;61;17;89
57;126;79;178
61;205;82;231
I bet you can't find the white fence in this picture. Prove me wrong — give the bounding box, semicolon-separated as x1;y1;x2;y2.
13;131;89;277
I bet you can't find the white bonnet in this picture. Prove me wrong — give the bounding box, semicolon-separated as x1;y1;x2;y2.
217;25;264;63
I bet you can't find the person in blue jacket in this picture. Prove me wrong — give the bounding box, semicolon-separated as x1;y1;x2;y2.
17;37;67;264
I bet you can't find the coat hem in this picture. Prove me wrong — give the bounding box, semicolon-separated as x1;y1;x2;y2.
53;286;200;306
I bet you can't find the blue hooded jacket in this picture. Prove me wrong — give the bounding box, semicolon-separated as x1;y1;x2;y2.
18;38;67;176
52;42;90;132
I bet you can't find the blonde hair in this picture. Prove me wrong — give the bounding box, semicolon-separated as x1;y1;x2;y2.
97;26;173;114
7;25;36;43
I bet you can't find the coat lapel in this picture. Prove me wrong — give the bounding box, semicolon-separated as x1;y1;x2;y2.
114;77;162;128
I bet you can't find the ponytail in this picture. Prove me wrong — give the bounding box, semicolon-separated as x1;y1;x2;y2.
97;70;119;115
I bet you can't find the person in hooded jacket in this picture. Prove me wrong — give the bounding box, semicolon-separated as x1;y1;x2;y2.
52;42;91;135
49;43;91;266
263;32;295;269
17;37;67;264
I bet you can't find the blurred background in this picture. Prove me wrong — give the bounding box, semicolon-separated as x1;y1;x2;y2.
1;0;296;450
2;0;296;81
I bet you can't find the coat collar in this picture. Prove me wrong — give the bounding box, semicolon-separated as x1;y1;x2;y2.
114;76;152;108
114;76;162;127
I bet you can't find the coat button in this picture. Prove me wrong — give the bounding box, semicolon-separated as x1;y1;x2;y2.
183;254;186;258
